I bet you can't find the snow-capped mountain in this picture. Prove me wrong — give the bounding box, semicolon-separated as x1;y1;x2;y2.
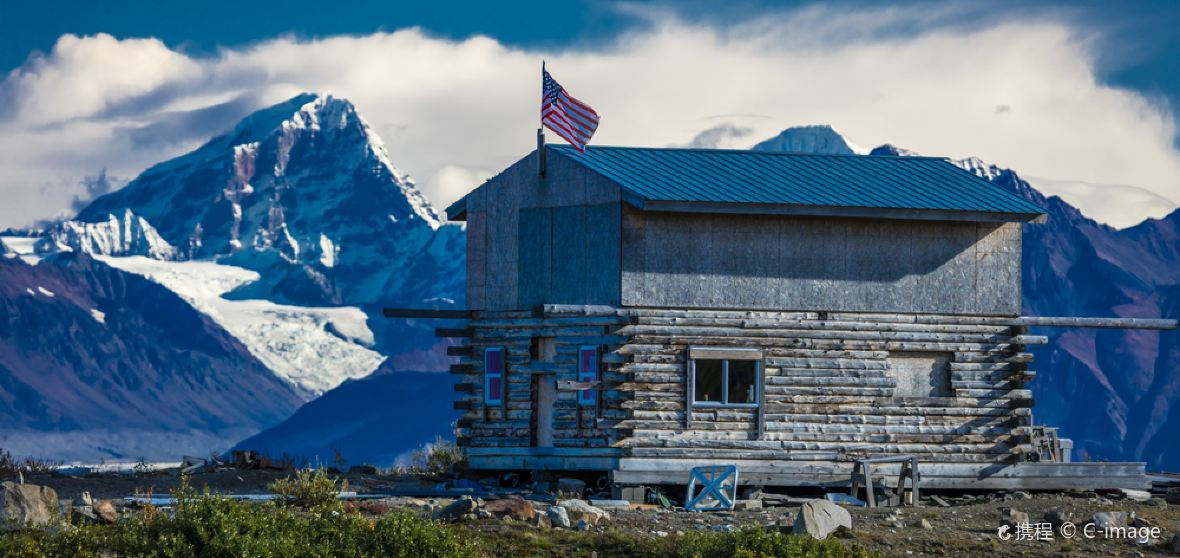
35;209;177;260
751;124;868;155
759;127;1180;470
77;93;464;308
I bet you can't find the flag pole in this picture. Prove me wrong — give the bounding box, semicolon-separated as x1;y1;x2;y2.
538;60;547;178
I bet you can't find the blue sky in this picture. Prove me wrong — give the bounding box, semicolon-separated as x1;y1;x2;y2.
1;0;1179;228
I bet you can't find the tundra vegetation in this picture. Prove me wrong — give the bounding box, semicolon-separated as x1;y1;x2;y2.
0;473;873;558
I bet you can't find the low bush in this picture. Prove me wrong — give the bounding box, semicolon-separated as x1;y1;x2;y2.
268;467;346;509
408;437;465;474
0;479;469;558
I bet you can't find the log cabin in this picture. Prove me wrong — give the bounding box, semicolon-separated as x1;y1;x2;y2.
415;143;1174;492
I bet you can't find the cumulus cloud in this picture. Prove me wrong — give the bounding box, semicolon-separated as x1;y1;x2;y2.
1;5;1179;230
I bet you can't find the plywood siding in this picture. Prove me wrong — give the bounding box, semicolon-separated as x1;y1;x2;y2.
463;151;622;311
620;208;1022;316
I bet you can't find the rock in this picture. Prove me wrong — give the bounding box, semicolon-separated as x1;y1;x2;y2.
484;498;536;521
531;512;552;529
433;497;478;522
713;524;737;533
1044;510;1070;531
0;482;59;530
929;495;950;508
1166;487;1180;505
1000;508;1029;529
791;499;852;540
1170;533;1180;554
1149;498;1168;509
1012;491;1032;500
556;478;586;498
547;506;571;528
734;499;762;511
1091;511;1132;530
475;509;492;520
919;518;933;530
71;506;98;525
93;500;118;524
559;499;610;526
575;519;590;531
77;492;93;507
589;499;630;511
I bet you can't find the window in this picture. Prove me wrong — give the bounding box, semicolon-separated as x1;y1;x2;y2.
690;350;761;407
577;345;599;406
484;347;505;405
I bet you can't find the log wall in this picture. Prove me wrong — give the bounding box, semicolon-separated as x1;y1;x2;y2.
456;305;1044;467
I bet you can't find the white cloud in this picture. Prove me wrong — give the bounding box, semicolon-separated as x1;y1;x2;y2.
1;6;1178;229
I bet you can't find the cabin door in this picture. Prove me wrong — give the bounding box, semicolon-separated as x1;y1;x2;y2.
532;375;556;447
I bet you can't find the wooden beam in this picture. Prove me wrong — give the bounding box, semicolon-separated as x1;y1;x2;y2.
435;327;473;338
446;345;474;357
1014;316;1178;330
383;308;471;319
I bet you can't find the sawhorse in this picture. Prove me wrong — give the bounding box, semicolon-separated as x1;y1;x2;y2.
849;455;919;508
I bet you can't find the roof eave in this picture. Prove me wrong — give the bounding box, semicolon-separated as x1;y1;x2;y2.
445;196;468;221
630;199;1047;224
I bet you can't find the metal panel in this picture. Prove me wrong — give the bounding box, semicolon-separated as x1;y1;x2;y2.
549;145;1046;220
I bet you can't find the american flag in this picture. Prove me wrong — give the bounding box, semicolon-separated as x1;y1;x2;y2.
542;68;599;152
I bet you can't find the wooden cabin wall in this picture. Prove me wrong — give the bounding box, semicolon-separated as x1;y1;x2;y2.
463;151;623;311
453;309;630;450
620;208;1023;316
608;307;1039;464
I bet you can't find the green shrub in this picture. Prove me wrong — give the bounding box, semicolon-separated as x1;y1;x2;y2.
268;467;347;509
409;437;465;474
0;485;469;558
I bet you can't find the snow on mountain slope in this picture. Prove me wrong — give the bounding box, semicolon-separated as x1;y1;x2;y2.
751;125;868;155
1;235;43;265
76;93;465;308
96;256;384;397
36;209;177;259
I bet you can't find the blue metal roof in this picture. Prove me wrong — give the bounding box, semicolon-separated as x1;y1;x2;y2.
549;144;1046;221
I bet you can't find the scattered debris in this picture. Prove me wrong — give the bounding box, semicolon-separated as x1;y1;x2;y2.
556;478;585;498
180;456;208;475
792;499;852;540
1119;488;1152;502
929;495;950;508
1091;511;1133;530
1000;507;1029;529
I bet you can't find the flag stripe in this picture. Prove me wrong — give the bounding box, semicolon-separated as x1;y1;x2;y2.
541;69;599;151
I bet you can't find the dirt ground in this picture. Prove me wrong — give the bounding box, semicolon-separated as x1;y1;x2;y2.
19;470;1180;557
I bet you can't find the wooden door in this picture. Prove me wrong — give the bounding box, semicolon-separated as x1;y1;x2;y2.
532;375;556;447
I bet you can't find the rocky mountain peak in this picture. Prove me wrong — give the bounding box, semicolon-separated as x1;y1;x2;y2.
751;124;866;155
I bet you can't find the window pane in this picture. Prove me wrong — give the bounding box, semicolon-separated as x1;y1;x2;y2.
694;360;724;403
727;360;757;404
487;376;503;403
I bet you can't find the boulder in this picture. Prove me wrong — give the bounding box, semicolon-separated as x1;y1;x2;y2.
0;482;59;530
575;519;590;531
531;511;552;529
734;499;762;511
546;505;572;528
1012;491;1032;500
433;497;478;522
1091;511;1132;530
559;499;609;526
1044;510;1070;532
792;499;852;540
93;500;118;524
918;518;933;530
483;498;536;521
1170;532;1180;554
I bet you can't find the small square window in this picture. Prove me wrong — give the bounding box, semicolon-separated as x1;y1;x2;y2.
691;357;760;407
